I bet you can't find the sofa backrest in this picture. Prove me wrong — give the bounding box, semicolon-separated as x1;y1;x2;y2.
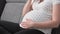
1;0;27;23
6;0;27;3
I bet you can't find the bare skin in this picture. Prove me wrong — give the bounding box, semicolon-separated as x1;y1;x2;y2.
20;0;60;29
22;0;32;16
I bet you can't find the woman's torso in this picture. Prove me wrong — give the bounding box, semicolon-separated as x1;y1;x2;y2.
22;0;53;34
22;0;53;22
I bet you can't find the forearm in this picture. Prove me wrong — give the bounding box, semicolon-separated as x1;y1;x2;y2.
33;20;59;29
22;0;32;16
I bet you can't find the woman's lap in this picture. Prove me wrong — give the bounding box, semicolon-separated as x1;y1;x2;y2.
0;20;44;34
15;29;44;34
0;26;11;34
0;20;24;33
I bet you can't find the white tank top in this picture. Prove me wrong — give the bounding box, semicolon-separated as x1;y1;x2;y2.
21;0;60;34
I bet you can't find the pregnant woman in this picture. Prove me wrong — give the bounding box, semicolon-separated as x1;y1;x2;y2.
20;0;60;34
0;0;60;34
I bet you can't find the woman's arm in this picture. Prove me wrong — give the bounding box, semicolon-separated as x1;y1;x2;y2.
33;4;60;29
22;0;32;16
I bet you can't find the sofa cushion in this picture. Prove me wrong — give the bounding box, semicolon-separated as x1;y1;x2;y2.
1;3;25;23
6;0;27;3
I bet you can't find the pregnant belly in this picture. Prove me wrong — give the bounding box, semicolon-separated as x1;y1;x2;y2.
21;10;52;34
22;10;52;22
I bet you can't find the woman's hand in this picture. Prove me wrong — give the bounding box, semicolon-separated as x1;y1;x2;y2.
20;19;35;29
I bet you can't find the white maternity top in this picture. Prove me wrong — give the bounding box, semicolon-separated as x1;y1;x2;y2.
21;0;60;34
